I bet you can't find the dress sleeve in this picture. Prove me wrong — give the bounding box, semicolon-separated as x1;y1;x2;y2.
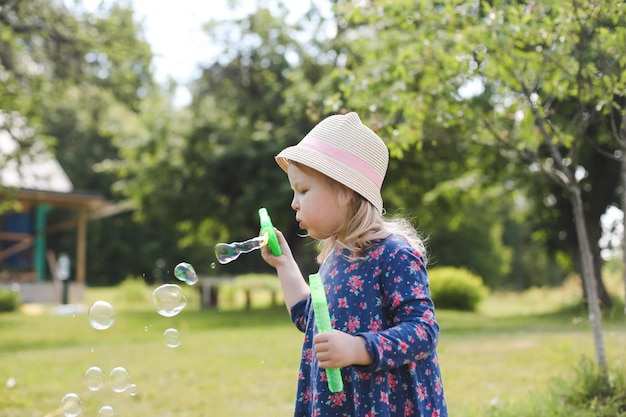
354;248;440;372
290;296;311;333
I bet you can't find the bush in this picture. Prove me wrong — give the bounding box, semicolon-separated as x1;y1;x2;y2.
428;267;488;311
0;289;19;312
549;357;626;416
485;357;626;417
116;277;150;303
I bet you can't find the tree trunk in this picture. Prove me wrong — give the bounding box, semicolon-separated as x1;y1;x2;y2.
570;186;608;374
576;251;613;308
552;147;618;308
578;147;619;307
589;222;613;307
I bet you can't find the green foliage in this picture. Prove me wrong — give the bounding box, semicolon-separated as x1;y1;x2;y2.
0;0;83;116
216;274;284;310
552;358;626;417
382;123;518;288
485;357;626;417
107;4;330;275
418;171;514;287
115;277;150;303
429;267;488;311
549;357;626;416
328;0;625;298
232;273;282;290
502;218;569;289
0;290;19;312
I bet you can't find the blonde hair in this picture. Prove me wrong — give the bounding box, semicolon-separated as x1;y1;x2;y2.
315;172;428;265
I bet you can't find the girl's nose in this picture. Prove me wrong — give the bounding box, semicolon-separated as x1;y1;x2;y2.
291;196;299;211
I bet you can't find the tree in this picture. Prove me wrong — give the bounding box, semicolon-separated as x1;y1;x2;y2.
0;0;86;162
108;3;335;275
381;127;520;287
323;0;625;374
0;0;184;284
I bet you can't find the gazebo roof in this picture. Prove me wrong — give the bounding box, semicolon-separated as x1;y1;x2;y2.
0;124;73;194
14;188;108;210
0;117;109;210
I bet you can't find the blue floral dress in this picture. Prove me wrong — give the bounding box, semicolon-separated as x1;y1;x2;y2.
289;234;447;417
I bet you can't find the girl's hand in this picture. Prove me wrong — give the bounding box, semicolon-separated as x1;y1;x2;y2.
260;228;293;268
313;330;373;368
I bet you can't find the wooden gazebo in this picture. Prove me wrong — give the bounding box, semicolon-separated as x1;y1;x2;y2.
0;129;124;302
1;188;119;283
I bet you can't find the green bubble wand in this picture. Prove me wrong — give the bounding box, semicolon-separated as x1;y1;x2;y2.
258;208;281;256
309;272;344;393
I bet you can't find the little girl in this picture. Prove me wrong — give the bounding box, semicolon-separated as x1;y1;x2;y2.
261;112;447;417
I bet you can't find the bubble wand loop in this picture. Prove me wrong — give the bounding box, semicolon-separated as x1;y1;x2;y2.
309;273;344;393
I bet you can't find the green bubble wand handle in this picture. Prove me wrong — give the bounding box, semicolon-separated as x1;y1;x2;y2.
258;208;281;256
309;273;344;393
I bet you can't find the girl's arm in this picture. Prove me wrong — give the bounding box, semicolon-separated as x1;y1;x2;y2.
261;229;310;311
355;250;440;372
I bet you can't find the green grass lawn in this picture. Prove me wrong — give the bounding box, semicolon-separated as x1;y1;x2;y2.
0;275;625;416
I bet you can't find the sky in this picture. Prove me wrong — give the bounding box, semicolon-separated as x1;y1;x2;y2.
128;0;328;106
75;0;330;105
131;0;254;106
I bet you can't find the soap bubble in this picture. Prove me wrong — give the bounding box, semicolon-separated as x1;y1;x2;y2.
163;328;181;348
210;262;216;269
60;393;82;417
215;236;265;264
109;367;131;393
152;284;187;317
126;383;138;396
174;262;198;285
83;366;105;391
98;405;116;417
214;243;240;264
88;301;116;330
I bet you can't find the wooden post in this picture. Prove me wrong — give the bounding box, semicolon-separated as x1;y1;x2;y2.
34;204;52;282
75;209;87;283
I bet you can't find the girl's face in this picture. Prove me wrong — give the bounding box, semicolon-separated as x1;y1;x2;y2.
287;163;350;240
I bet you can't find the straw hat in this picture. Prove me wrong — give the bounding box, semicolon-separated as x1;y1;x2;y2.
275;112;389;213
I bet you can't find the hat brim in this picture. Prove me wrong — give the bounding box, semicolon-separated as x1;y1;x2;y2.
276;144;383;213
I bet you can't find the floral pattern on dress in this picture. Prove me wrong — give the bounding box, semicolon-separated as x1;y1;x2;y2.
290;234;448;417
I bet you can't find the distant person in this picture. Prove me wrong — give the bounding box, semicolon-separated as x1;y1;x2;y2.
56;253;71;281
261;112;447;417
56;252;71;304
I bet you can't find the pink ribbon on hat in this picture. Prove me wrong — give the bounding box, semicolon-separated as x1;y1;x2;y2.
301;135;384;188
